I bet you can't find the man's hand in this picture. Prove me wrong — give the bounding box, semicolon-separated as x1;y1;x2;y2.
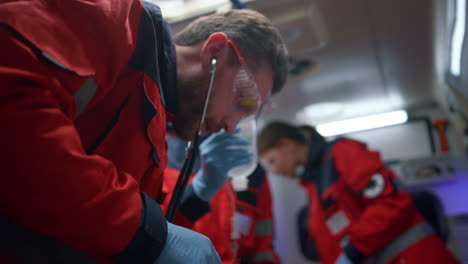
336;253;354;264
192;130;253;201
155;222;222;264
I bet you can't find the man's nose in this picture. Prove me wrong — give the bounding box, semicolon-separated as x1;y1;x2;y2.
260;160;279;175
224;114;244;133
224;123;236;134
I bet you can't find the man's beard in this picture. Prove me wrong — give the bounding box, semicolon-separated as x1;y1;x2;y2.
173;75;211;141
173;114;200;141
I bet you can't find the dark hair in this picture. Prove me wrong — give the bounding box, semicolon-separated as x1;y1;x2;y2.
257;122;324;154
298;125;324;144
173;9;289;94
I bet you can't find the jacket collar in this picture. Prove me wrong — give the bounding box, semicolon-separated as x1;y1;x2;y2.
142;1;178;115
299;139;327;180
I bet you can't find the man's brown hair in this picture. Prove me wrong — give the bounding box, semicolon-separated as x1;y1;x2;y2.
257;122;324;154
174;9;289;94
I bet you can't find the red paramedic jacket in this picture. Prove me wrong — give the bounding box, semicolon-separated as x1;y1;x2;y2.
300;138;459;264
0;0;178;263
162;165;281;264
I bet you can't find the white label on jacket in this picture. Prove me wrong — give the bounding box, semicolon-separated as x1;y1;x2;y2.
231;214;240;240
231;177;249;191
363;173;385;198
326;211;350;235
233;212;253;237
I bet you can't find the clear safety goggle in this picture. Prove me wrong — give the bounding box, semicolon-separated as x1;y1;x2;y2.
227;39;273;118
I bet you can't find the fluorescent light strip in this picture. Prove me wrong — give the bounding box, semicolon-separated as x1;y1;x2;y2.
450;0;466;76
316;110;408;137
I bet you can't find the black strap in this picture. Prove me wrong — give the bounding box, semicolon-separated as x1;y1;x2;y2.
177;185;211;222
236;191;257;206
297;206;320;262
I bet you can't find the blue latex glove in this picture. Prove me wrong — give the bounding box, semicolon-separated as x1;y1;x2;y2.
155;222;222;264
192;130;253;201
336;253;354;264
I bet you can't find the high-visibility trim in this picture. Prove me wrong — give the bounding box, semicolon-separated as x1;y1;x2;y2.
40;52;97;117
364;222;434;264
41;52;69;71
74;77;97;117
243;252;275;263
255;219;273;236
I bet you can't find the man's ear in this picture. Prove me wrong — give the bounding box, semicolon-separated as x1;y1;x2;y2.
200;32;229;71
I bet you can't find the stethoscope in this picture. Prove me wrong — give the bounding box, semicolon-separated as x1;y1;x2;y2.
166;58;217;221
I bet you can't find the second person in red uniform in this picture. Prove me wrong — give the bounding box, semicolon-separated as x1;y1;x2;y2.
257;122;459;264
164;132;281;264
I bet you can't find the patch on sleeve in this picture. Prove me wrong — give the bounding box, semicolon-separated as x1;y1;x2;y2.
326;211;350;234
231;212;253;239
363;173;385;198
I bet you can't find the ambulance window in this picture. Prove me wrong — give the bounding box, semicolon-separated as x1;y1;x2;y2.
449;0;466;76
446;0;468;100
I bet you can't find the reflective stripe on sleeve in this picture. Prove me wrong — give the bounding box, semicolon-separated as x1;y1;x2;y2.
74;77;97;117
242;252;276;263
255;219;273;236
364;222;434;264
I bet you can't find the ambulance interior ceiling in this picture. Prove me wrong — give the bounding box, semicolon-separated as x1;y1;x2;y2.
164;0;456;126
160;0;468;155
253;0;440;125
